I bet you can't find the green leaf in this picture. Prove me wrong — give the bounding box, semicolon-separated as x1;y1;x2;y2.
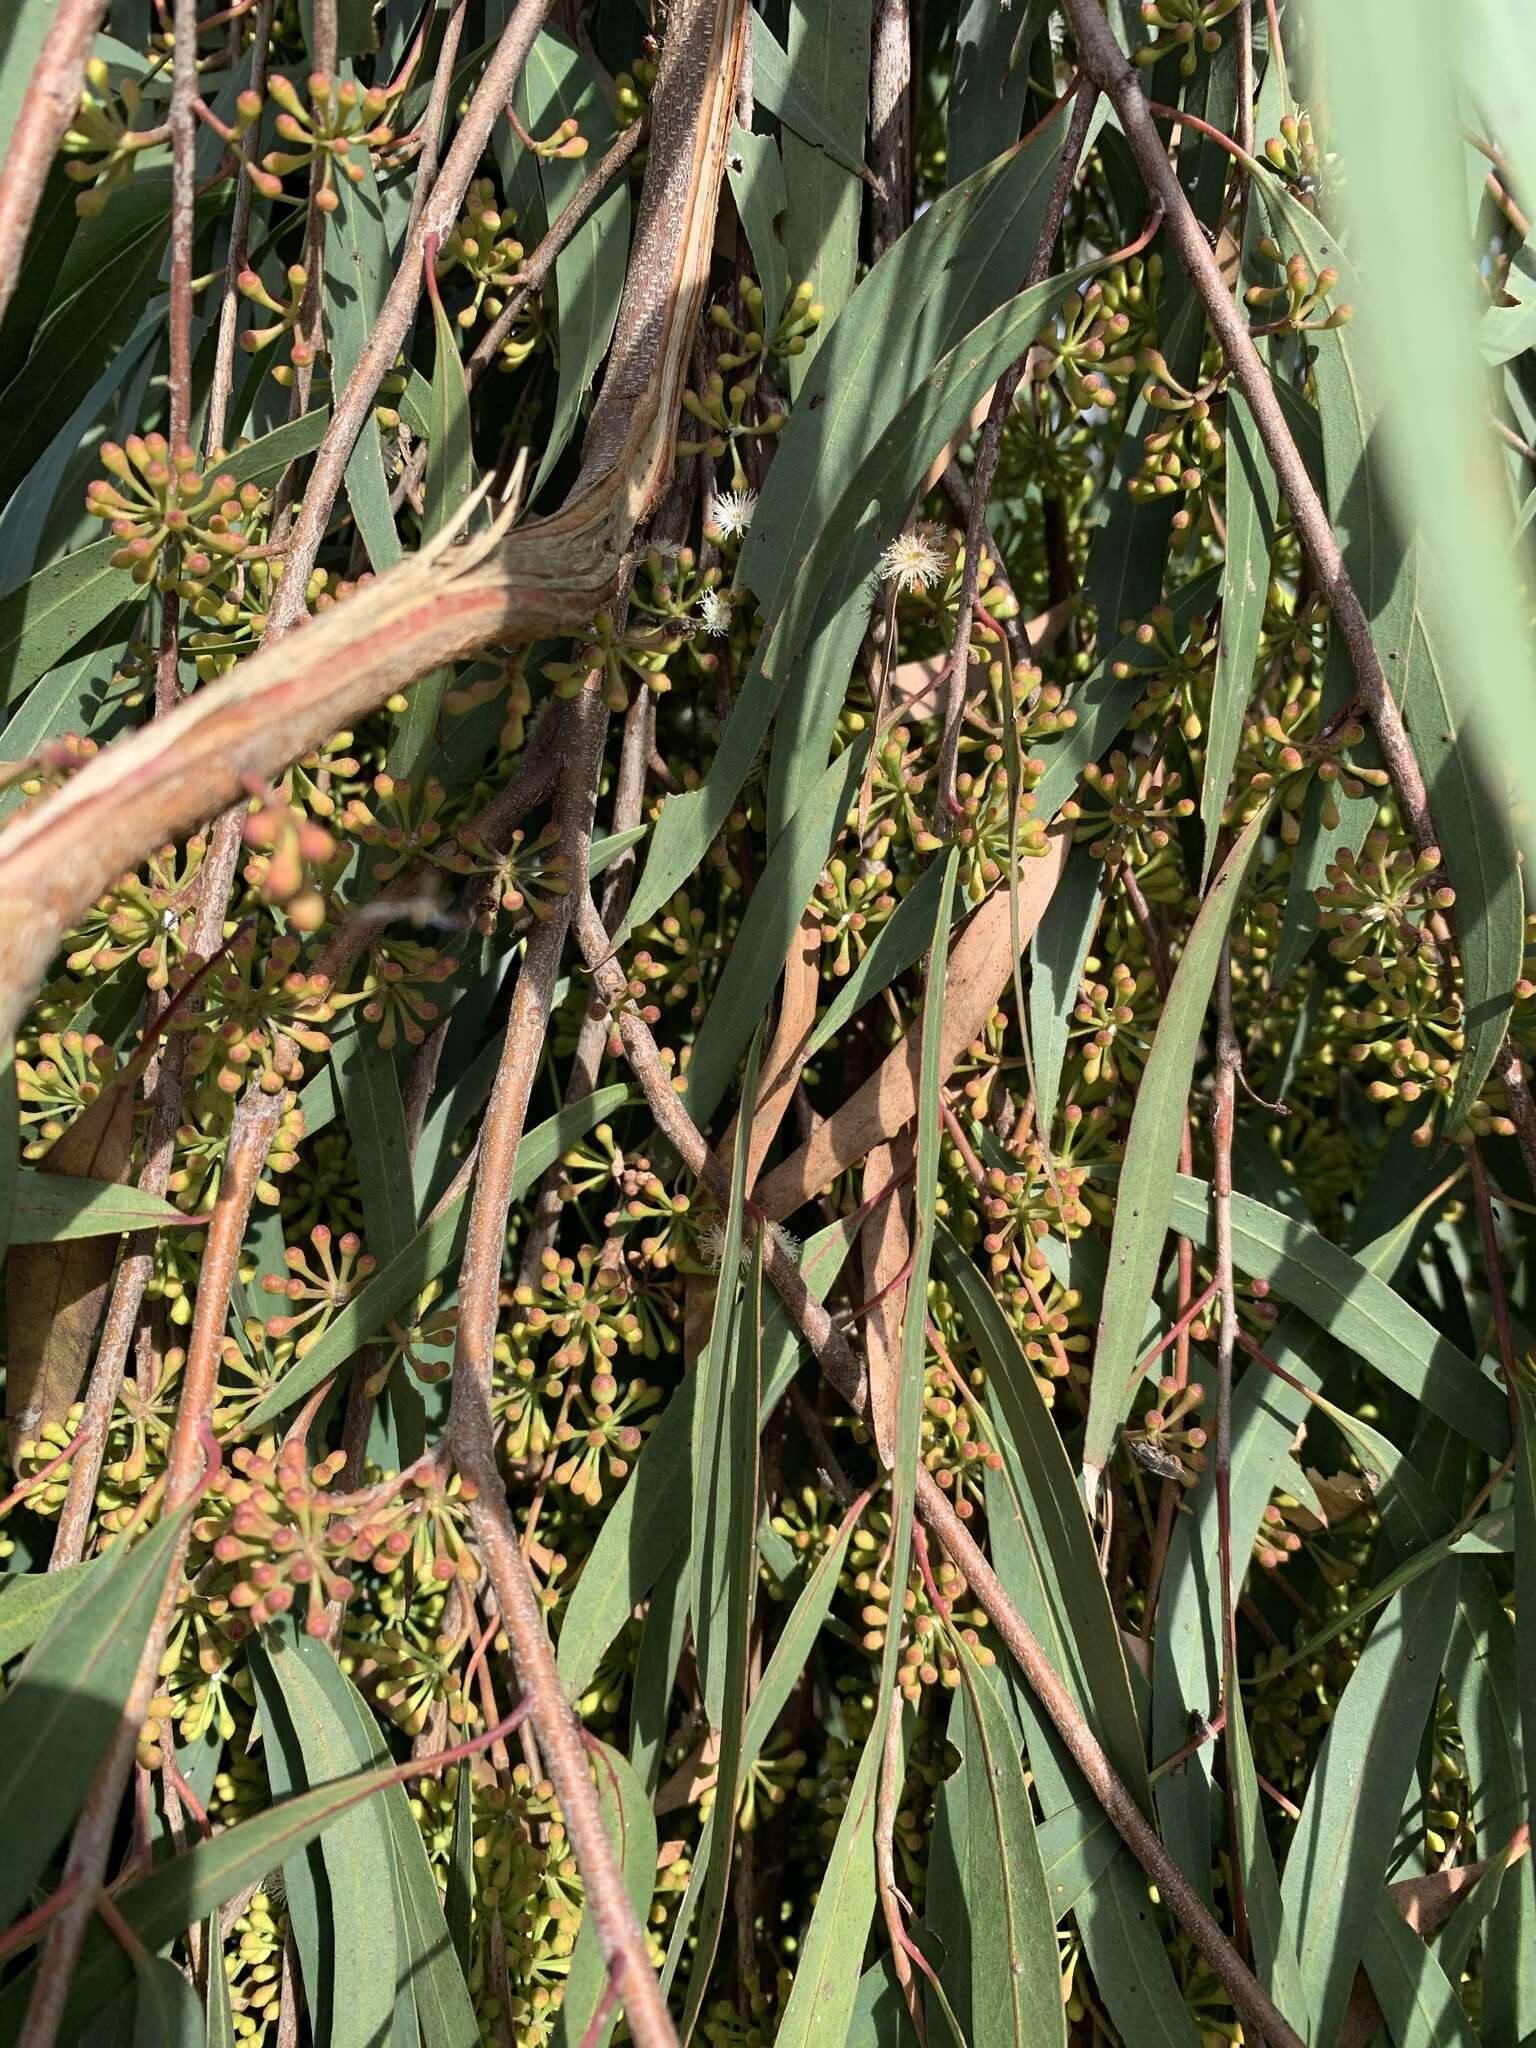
1280;1572;1462;2044
0;172;174;507
749;14;872;187
389;255;476;782
690;1025;764;1724
8;1168;191;1243
0;1556;106;1666
520;28;630;494
1291;5;1536;871
205;1914;234;2048
727;127;790;339
939;1228;1151;1805
558;1216;855;1697
0;1753;425;2035
875;850;959;1711
248;1624;397;2048
242;1087;628;1427
1082;806;1270;1488
130;1956;205;2044
1027;846;1102;1144
771;1716;882;2048
1361;1891;1479;2048
680;738;866;1130
0;1505;188;1928
1227;1690;1310;2030
1161;1173;1510;1456
330;1029;416;1264
0;539;133;708
325;142;401;575
948;0;1048;185
0;3;54;174
774;0;871;390
552;1745;657;2048
952;1650;1066;2048
1201;384;1277;880
802;851;955;1060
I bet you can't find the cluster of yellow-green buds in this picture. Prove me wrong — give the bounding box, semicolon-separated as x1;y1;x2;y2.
1133;0;1242;75
709;276;823;369
1245;236;1353;335
248;72;397;213
86;437;260;589
677;371;786;493
435;177;526;329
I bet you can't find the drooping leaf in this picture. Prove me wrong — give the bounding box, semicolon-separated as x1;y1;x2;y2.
1082;806;1271;1489
775;0;871;390
948;0;1049;186
0;1556;107;1666
951;1648;1066;2048
1201;383;1277;880
770;1716;882;2048
1027;845;1103;1143
552;1745;657;2048
8;1168;192;1242
726;127;790;340
0;1505;188;1929
519;28;630;494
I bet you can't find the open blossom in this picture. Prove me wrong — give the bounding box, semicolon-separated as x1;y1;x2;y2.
878;525;947;593
697;589;732;636
708;488;757;539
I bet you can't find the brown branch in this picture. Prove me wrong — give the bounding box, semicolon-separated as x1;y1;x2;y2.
0;0;111;324
868;0;911;258
0;0;750;1047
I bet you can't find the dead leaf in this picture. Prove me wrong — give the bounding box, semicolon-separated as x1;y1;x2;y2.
721;908;822;1195
756;829;1068;1221
6;1073;136;1438
860;1138;914;1468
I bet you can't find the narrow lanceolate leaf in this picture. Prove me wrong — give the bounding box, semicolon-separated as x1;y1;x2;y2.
0;539;132;709
248;1625;399;2048
445;1758;475;1976
1201;385;1276;881
1162;1173;1509;1457
948;0;1048;185
0;1556;106;1666
690;1022;763;1721
325;142;401;576
129;1955;205;2043
243;1087;628;1426
0;1504;188;1928
0;1757;430;2035
557;1215;858;1699
681;737;865;1129
1361;1892;1480;2048
750;13;873;188
1082;806;1270;1489
1226;1691;1310;2032
388;259;476;781
726;126;790;338
1280;1572;1462;2046
1027;846;1102;1143
521;27;630;493
8;1168;191;1242
939;1227;1150;1804
876;850;959;1705
681;1220;764;2042
205;1914;235;2047
553;1746;657;2048
775;0;871;389
951;1649;1066;2048
662;1487;868;1992
627;102;1083;932
771;1717;882;2048
1515;1357;1536;1912
331;1027;416;1263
